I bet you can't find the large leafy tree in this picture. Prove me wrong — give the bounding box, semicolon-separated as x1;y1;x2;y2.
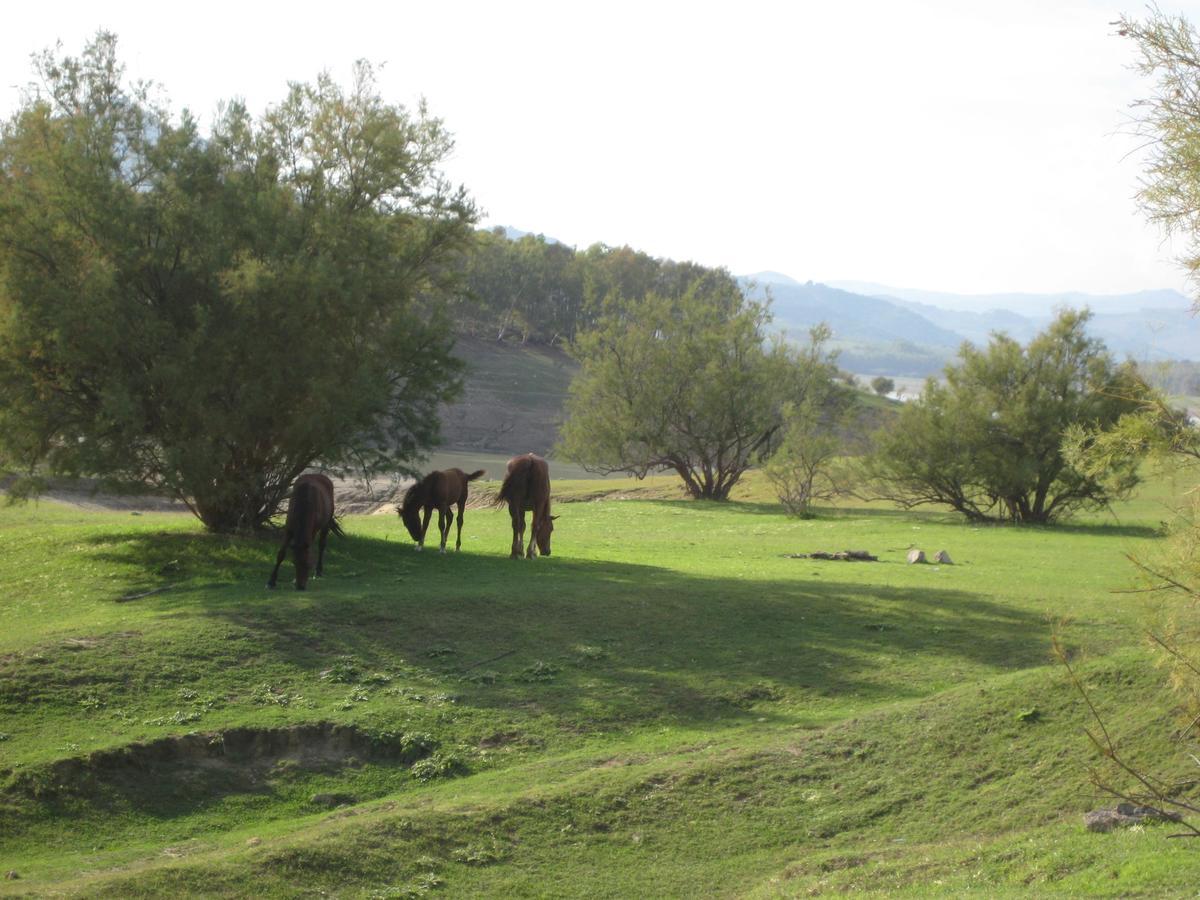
0;34;474;531
558;275;833;500
862;310;1143;523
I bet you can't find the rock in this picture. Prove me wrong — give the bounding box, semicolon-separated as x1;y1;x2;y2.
933;550;953;564
5;871;18;880
309;792;356;808
907;549;926;564
1084;802;1183;832
786;550;878;561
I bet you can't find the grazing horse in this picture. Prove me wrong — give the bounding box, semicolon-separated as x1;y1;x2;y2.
267;473;342;591
496;453;556;559
400;468;486;553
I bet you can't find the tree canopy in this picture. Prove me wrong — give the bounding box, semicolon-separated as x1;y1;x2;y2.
558;277;842;501
0;34;475;531
861;310;1143;523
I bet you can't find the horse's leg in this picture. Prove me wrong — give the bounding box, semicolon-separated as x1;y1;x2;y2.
455;502;465;551
438;506;449;554
315;524;329;577
526;509;539;559
267;529;289;589
417;507;433;551
510;506;524;559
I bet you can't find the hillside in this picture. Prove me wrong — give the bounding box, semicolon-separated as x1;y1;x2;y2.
440;337;577;455
441;336;898;458
3;479;1199;895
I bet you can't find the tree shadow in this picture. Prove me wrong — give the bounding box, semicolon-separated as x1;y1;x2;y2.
80;527;1053;733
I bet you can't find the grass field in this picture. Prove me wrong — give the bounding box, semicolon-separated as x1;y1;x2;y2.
2;472;1199;897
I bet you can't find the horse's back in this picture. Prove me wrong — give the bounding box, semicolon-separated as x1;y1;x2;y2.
501;454;550;510
294;473;335;524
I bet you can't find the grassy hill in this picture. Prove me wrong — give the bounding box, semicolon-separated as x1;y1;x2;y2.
3;473;1200;896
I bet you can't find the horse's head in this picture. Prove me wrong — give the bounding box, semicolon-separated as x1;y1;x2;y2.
293;536;313;590
399;485;423;543
536;514;558;556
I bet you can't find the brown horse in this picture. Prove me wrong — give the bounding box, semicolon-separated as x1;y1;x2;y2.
399;468;486;553
496;453;556;559
267;473;342;590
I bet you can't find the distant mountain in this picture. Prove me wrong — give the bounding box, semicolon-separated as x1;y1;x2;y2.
742;270;803;288
827;280;1192;317
735;273;1200;374
741;279;964;349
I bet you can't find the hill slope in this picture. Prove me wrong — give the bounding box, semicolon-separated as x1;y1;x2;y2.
2;483;1198;895
440;337;577;455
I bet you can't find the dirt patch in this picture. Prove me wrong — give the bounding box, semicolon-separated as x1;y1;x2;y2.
477;731;523;749
3;722;434;801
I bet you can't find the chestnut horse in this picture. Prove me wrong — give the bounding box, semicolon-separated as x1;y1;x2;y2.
267;473;342;590
400;468;486;553
496;453;556;559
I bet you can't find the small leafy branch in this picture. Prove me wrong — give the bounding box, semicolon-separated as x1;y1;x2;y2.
1054;636;1200;838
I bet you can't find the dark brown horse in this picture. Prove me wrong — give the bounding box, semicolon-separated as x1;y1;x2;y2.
267;473;342;590
496;453;555;559
399;468;486;553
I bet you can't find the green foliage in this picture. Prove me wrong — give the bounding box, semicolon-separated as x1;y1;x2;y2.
869;375;895;396
559;283;837;500
0;34;475;531
764;338;854;517
450;231;752;349
1118;10;1200;298
861;310;1144;523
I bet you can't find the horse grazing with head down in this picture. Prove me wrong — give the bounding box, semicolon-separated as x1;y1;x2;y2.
497;453;556;559
400;468;487;553
267;473;342;590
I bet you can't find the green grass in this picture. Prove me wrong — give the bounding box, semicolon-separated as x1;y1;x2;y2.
2;479;1199;896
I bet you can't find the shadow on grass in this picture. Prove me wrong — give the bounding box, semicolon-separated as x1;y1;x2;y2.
80;526;1052;728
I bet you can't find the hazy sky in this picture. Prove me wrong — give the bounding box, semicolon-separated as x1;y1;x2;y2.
2;0;1198;296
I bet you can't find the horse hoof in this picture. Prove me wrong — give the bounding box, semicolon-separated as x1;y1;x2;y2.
266;582;276;590
439;548;446;555
415;545;423;553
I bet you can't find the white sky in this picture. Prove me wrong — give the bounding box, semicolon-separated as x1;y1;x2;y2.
1;0;1197;296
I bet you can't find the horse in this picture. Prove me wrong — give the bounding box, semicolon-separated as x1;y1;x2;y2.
267;473;342;590
496;453;556;559
399;468;487;553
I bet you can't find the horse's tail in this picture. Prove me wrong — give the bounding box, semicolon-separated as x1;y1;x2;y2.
466;469;486;482
329;515;345;538
494;470;515;508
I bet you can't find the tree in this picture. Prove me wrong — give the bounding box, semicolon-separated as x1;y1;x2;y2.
0;34;475;531
860;310;1143;523
558;277;831;500
764;402;850;518
1118;11;1200;296
870;376;895;397
1047;12;1200;831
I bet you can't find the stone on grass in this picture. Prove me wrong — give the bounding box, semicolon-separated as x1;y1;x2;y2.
933;550;953;564
1084;802;1182;832
906;549;926;564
